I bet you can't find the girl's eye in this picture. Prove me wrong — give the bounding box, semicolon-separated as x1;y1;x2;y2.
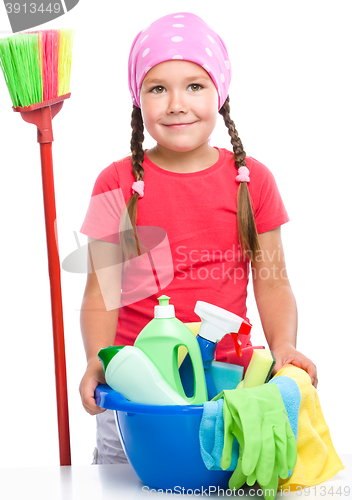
188;84;202;91
150;84;202;93
151;86;165;93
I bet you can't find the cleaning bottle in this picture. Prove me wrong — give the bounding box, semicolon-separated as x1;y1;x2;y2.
134;295;208;404
98;345;189;405
180;301;252;400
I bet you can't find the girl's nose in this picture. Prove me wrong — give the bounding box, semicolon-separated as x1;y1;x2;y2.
166;90;188;113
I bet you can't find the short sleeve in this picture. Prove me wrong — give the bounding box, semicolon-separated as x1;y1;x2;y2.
247;157;289;234
80;162;126;244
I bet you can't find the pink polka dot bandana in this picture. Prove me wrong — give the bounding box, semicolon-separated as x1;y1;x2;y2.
128;12;232;110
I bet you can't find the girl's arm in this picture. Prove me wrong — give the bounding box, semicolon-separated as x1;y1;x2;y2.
251;227;318;387
79;237;123;415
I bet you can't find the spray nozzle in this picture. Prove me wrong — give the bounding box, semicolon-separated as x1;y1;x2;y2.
195;301;252;352
230;333;243;357
230;317;252;357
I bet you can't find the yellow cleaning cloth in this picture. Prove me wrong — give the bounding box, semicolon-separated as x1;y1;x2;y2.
274;365;345;490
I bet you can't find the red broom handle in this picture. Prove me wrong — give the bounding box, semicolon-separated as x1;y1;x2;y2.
40;140;71;466
17;101;72;466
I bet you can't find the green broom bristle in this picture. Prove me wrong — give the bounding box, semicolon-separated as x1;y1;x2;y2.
13;34;43;106
0;38;18;106
0;33;42;107
0;29;74;108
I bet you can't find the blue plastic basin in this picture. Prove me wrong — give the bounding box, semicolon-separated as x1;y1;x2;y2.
95;384;232;491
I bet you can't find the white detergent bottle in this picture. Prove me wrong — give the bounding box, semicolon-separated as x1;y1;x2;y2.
98;345;189;405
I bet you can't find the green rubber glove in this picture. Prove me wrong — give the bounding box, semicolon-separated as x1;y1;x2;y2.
213;384;297;495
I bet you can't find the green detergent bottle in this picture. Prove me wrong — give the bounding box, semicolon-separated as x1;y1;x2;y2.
134;295;208;404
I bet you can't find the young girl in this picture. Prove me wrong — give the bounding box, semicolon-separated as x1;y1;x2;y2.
79;11;317;464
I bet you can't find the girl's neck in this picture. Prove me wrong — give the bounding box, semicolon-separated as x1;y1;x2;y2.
145;142;219;173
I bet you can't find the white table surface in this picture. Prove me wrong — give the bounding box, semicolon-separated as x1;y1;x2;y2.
0;455;351;499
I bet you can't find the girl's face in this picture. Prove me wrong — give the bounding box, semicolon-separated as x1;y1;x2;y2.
140;60;219;153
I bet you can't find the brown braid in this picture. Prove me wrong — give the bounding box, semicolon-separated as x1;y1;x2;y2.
119;105;145;261
219;95;260;260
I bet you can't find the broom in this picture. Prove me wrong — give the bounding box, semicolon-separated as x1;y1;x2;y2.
0;29;74;466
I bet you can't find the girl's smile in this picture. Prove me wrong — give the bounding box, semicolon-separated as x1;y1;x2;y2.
162;121;198;129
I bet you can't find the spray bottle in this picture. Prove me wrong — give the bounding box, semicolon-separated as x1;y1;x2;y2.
180;301;252;400
134;295;208;404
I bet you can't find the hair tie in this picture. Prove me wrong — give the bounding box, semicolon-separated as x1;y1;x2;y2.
132;180;145;198
236;166;250;183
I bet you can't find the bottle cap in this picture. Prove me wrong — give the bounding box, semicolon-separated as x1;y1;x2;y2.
154;295;175;318
98;345;125;372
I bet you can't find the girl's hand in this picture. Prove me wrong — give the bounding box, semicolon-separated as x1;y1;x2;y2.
271;345;318;388
79;358;107;415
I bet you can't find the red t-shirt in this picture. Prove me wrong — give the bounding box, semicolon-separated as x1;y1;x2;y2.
80;147;289;360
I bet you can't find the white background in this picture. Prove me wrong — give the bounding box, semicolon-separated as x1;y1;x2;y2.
0;0;351;468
